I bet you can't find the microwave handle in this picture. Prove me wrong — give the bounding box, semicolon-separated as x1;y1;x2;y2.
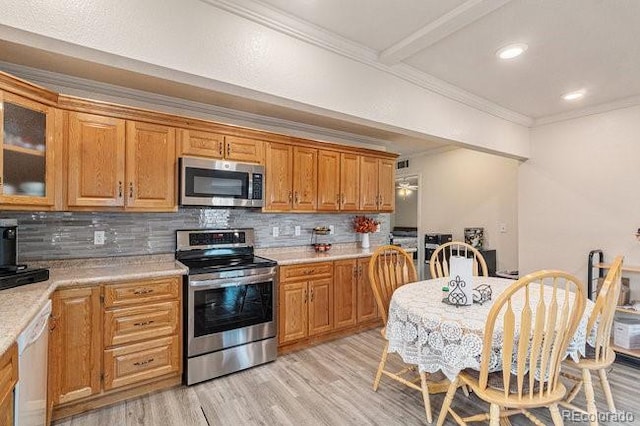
248;172;253;201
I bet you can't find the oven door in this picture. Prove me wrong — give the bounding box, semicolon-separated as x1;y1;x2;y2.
179;157;264;207
187;268;276;357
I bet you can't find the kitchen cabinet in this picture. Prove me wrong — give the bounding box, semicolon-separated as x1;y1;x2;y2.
49;276;182;420
66;115;176;211
359;156;395;212
356;257;378;322
179;129;263;164
49;287;102;405
264;143;317;211
0;91;57;208
333;260;358;329
278;262;333;345
317;151;361;211
67;112;126;207
0;343;17;426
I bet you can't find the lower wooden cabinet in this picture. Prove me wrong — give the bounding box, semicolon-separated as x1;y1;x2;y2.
48;276;182;420
0;343;17;426
278;271;334;345
103;335;180;390
49;287;102;405
278;258;380;350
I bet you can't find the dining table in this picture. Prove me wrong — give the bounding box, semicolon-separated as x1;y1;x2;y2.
385;276;596;382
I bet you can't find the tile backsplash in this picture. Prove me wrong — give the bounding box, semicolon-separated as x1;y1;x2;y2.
1;209;390;261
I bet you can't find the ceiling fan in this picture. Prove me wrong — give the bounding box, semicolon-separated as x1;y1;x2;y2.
396;179;418;199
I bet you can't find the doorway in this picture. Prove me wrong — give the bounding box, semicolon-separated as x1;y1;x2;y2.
391;175;420;277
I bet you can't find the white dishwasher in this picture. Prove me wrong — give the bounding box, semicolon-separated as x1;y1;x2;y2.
15;299;51;426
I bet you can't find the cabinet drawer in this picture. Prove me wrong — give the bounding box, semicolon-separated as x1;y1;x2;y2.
280;262;333;282
0;343;18;407
104;301;180;347
104;276;180;307
103;335;180;390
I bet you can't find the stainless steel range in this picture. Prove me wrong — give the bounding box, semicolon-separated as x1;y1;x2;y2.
176;228;277;385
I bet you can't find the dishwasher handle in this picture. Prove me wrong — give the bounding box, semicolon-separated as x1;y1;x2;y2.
18;299;52;354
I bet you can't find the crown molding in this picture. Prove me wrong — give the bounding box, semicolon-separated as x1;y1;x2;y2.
533;95;640;127
200;0;533;127
0;60;393;151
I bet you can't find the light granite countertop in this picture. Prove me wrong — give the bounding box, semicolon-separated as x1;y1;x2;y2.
0;254;187;357
256;243;417;265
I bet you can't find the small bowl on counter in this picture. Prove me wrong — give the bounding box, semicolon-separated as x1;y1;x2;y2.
312;243;332;253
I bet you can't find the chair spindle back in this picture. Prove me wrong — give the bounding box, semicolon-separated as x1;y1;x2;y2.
430;241;488;278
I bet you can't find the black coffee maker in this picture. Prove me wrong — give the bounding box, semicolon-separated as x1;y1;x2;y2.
0;219;18;270
0;219;49;290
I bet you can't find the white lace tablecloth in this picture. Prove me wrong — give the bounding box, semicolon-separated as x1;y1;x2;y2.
386;277;595;381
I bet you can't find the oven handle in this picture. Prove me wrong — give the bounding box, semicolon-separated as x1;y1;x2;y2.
189;274;274;289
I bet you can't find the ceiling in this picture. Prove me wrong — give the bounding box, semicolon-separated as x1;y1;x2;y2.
259;0;640;121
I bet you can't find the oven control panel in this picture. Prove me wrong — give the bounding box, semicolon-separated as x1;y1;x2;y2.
189;231;246;247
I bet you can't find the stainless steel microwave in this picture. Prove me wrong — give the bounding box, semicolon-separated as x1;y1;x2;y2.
179;157;264;207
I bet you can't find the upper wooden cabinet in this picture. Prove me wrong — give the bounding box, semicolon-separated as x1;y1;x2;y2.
126;121;176;210
67;113;125;207
264;143;318;211
317;151;360;212
359;156;395;212
0;91;57;208
66;115;176;211
179;130;263;164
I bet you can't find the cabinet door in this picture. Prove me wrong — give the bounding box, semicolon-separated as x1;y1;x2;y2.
225;136;264;164
357;257;378;322
378;158;395;212
317;150;340;211
67;112;126;207
278;281;308;344
125;121;176;210
359;156;378;211
333;259;358;330
340;153;360;210
0;92;55;206
265;142;293;211
49;287;102;405
179;129;223;159
308;277;333;336
292;146;317;211
0;343;17;425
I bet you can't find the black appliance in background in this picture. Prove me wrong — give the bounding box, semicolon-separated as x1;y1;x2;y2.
424;232;497;278
0;219;49;291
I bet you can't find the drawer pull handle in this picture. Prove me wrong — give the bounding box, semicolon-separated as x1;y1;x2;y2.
133;358;154;367
133;320;154;327
303;269;315;275
133;288;154;295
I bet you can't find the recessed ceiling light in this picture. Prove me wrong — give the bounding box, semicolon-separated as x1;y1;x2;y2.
496;43;528;60
562;90;586;101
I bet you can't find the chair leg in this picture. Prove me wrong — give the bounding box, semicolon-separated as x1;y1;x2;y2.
373;341;389;391
420;371;433;424
489;403;500;426
461;384;470;397
549;404;563;426
582;368;598;426
437;376;459;426
598;368;616;413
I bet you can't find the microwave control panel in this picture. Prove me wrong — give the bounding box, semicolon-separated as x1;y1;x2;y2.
252;174;263;200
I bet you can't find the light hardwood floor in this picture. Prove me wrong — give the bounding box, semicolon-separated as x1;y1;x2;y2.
55;329;639;425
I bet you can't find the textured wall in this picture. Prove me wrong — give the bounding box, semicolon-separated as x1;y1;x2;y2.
1;209;389;261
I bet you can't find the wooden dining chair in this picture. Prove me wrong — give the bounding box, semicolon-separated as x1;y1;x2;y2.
560;256;623;424
368;244;449;424
429;241;488;278
437;270;586;426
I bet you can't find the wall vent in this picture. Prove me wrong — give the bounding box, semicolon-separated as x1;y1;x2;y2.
396;159;409;169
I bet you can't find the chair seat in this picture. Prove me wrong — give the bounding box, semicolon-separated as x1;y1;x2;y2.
565;346;616;369
459;370;567;408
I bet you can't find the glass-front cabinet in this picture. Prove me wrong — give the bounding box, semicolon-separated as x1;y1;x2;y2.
0;91;55;207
